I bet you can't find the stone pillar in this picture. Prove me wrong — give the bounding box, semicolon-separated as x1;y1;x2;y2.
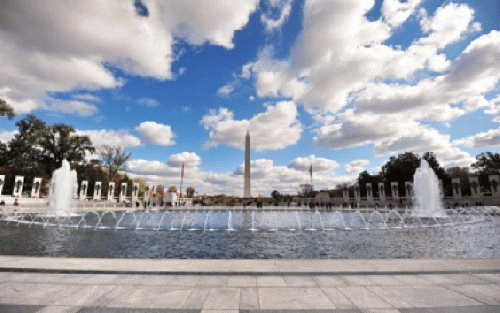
469;177;481;198
366;183;373;203
107;182;115;201
0;175;5;196
119;183;127;203
452;178;462;199
31;178;42;198
93;182;102;201
80;181;88;201
353;184;360;203
13;176;24;197
143;185;150;204
489;175;500;197
390;182;399;200
132;183;139;204
405;182;413;199
342;188;349;203
378;183;386;201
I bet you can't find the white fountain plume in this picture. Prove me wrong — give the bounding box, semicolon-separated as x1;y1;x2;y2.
412;159;446;217
48;160;78;216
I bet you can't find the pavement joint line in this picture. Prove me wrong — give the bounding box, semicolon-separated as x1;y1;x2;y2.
1;268;500;276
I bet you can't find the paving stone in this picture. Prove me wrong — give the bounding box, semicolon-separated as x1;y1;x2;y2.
258;287;336;309
182;288;211;309
391;275;433;285
337;286;392;309
444;274;491;284
52;285;116;306
198;276;229;287
359;309;400;313
381;285;482;307
473;273;500;283
240;287;259;310
202;288;240;310
418;274;458;284
398;305;500;313
8;273;50;283
107;286;194;309
89;285;132;307
227;275;257;287
257;276;287;287
366;286;411;308
342;276;378;286
240;310;359;313
166;275;201;286
0;272;14;282
320;287;357;309
83;275;121;285
0;304;45;313
444;284;500;305
77;308;199;313
366;276;401;286
0;282;71;305
313;276;347;287
35;306;81;313
131;275;173;286
283;276;317;287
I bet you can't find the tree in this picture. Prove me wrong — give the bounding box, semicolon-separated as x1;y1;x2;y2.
298;184;314;197
379;152;447;197
156;184;165;195
39;123;95;175
271;190;282;200
5;115;94;177
472;152;500;174
472;152;500;191
186;186;195;197
75;163;110;198
99;145;131;181
132;177;147;195
446;167;471;196
0;99;15;120
167;185;177;193
357;170;381;197
6;115;47;172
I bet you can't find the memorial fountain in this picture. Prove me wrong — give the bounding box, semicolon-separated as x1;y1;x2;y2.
0;160;499;259
47;160;78;216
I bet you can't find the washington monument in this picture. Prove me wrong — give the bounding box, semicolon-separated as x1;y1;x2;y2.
244;131;251;197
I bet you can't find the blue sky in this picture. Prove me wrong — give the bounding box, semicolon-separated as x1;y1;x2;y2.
1;0;500;196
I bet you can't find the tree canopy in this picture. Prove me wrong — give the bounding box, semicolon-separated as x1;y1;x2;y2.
360;152;448;197
472;152;500;174
0;99;15;120
99;145;132;181
2;115;94;177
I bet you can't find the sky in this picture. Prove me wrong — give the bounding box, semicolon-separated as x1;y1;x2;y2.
1;0;500;197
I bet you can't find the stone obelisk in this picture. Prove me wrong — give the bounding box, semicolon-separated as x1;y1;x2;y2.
244;131;251;198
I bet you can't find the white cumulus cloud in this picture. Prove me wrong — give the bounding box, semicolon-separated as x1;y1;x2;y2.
201;101;302;151
0;0;259;116
344;160;369;174
288;155;339;172
135;121;175;146
454;127;500;148
167;152;201;168
76;129;141;148
137;98;160;107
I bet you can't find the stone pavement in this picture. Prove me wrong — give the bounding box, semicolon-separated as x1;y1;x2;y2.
0;257;499;312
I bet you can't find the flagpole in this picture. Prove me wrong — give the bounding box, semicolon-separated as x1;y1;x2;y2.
179;162;184;205
309;165;313;189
